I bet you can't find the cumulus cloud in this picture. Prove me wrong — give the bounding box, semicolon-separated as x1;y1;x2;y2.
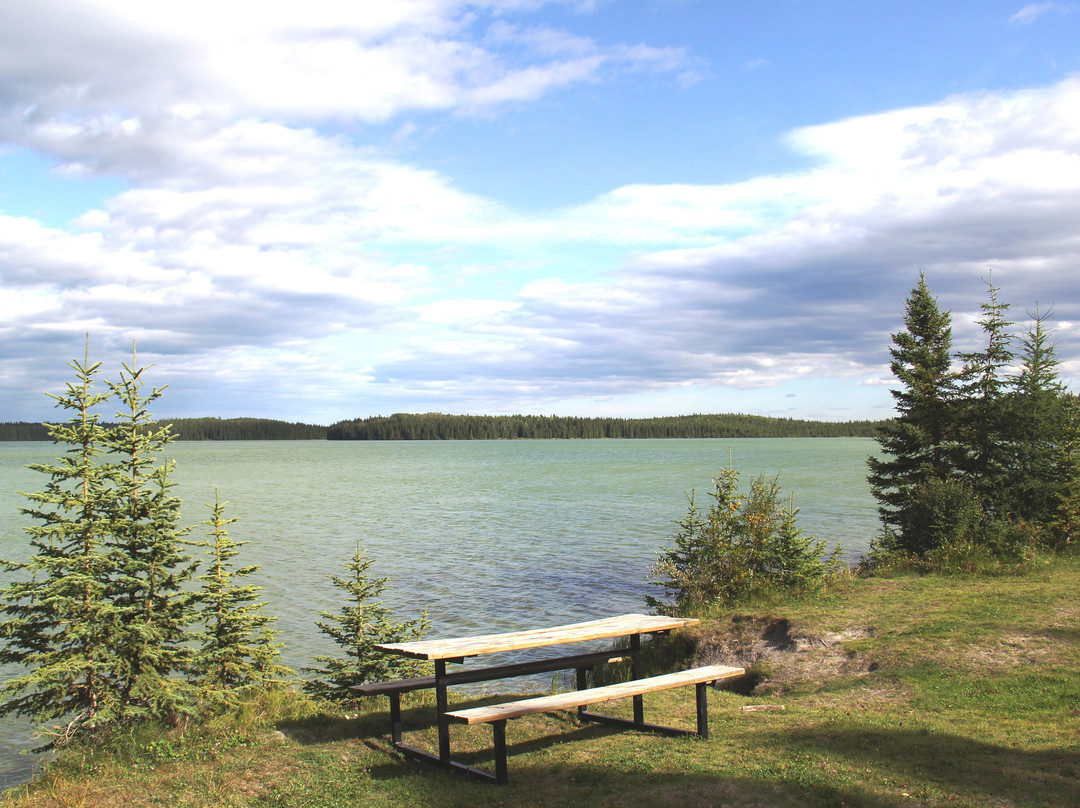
0;0;690;150
376;79;1080;405
1;2;1079;421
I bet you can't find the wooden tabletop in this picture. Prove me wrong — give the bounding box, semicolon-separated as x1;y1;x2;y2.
375;613;699;661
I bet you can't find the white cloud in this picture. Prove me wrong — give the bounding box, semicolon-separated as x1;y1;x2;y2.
1009;3;1073;25
0;0;692;147
2;1;1080;421
742;58;770;71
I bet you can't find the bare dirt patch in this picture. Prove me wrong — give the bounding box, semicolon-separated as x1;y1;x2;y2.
687;617;879;695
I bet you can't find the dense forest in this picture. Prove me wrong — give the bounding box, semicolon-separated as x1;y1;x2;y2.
2;413;887;442
0;418;327;441
162;417;327;440
326;412;887;440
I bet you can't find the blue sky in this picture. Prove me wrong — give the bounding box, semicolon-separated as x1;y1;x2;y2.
1;0;1079;424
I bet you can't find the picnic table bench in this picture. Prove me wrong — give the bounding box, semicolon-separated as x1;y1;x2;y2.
354;613;744;784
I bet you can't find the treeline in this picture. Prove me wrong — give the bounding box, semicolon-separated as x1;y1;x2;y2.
0;418;327;441
4;413;888;442
159;417;327;440
0;422;51;440
327;412;888;440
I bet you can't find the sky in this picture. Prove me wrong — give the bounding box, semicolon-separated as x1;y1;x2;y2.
1;0;1079;425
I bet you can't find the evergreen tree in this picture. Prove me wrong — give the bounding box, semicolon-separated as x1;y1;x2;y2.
867;273;960;555
103;348;198;722
647;468;826;614
645;473;736;615
954;276;1015;517
0;346;123;746
191;492;289;695
769;493;830;591
0;344;209;746
1006;307;1066;529
303;544;430;700
1050;394;1080;547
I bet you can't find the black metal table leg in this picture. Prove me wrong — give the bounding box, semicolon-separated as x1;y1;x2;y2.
695;681;709;738
493;720;509;785
630;634;644;725
435;660;450;765
390;692;403;745
575;665;589;717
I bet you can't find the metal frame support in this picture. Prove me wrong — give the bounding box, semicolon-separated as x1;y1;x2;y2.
695;682;709;739
389;692;403;745
493;721;509;785
630;634;644;724
435;660;450;764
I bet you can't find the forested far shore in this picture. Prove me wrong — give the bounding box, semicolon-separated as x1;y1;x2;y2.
0;417;328;441
0;412;889;441
326;412;889;440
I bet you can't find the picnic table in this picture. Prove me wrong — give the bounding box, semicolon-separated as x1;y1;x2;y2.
357;613;744;784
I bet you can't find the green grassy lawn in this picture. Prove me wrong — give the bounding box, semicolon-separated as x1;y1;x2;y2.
5;557;1078;808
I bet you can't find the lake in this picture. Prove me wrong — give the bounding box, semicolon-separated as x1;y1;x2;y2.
0;437;880;785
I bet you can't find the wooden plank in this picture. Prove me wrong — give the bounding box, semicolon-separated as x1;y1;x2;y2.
376;613;699;660
446;665;744;724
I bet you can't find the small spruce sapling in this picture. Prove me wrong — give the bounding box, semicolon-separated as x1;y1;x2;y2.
192;491;290;696
304;543;430;700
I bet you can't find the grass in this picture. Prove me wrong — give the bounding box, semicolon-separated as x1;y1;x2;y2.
4;556;1079;807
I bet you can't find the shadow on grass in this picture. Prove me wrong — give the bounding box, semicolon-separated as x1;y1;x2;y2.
272;695;621;774
274;704;388;745
781;724;1080;806
273;698;1078;806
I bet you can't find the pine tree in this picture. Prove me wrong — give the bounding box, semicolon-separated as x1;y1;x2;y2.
867;273;960;555
191;492;289;695
303;544;430;700
0;345;123;746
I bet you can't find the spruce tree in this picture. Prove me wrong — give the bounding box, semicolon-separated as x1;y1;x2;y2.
1050;394;1080;547
191;492;289;695
0;346;123;746
647;468;826;613
645;485;723;615
769;492;829;591
304;544;430;700
867;273;960;555
1007;307;1066;529
104;348;198;722
954;276;1015;518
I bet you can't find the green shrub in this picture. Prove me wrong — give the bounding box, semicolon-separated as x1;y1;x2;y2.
646;467;829;614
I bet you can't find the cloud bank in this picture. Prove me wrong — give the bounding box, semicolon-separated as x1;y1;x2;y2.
1;1;1078;422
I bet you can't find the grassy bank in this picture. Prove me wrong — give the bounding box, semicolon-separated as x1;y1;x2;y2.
4;557;1078;807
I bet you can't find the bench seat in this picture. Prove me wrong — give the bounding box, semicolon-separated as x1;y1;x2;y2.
445;664;745;784
447;664;743;724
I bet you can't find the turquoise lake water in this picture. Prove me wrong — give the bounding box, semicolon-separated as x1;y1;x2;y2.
0;437;880;785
